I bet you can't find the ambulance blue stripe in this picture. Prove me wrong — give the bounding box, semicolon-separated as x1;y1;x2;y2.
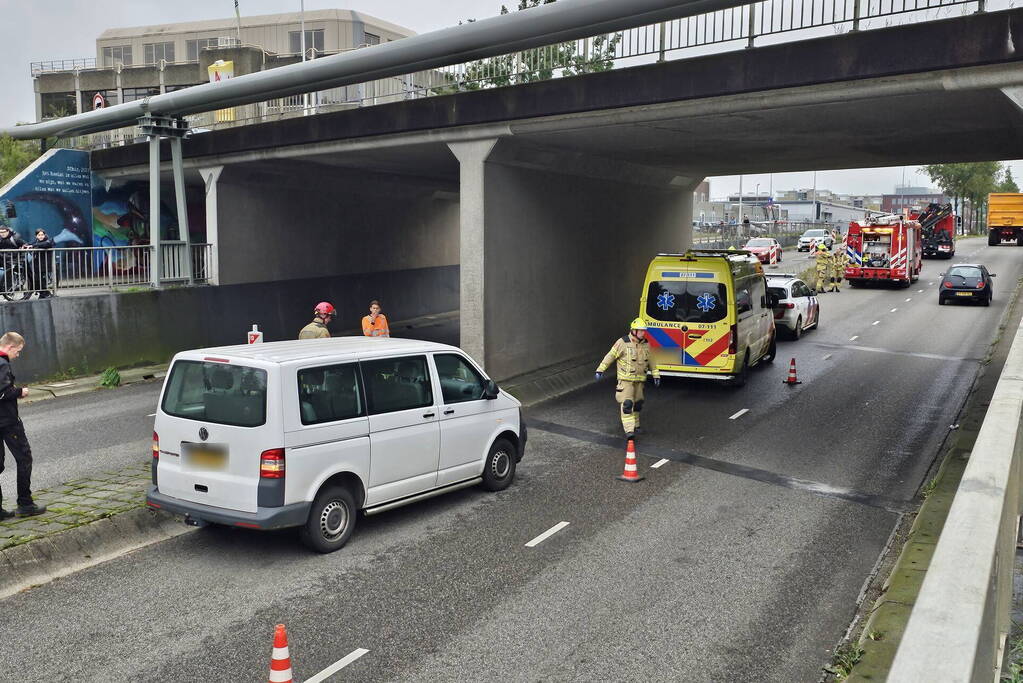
646;327;679;348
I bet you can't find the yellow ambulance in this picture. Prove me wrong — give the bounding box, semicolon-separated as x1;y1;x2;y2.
640;250;776;386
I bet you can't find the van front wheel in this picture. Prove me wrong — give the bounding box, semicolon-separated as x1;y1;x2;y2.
482;438;517;492
300;485;357;553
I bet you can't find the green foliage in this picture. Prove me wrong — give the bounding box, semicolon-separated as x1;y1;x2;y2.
998;166;1020;194
99;367;122;388
0;135;40;189
823;644;864;679
442;0;622;94
922;162;1001;206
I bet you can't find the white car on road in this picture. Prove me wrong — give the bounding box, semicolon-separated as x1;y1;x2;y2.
766;274;820;339
797;229;835;252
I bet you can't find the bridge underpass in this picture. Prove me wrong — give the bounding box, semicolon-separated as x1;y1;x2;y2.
92;7;1023;380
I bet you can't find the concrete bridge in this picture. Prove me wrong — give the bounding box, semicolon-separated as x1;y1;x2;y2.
90;8;1023;380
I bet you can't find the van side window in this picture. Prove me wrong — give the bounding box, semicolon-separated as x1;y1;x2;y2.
161;360;267;428
736;287;752;314
298;363;364;425
362;356;434;415
435;353;486;404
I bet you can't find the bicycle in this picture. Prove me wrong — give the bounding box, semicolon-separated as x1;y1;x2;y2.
0;252;32;301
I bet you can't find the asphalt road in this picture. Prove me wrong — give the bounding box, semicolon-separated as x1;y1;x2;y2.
0;237;1015;682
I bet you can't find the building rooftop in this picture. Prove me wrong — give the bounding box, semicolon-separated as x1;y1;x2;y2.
97;9;415;41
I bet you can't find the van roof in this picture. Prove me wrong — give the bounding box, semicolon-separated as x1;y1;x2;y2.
177;337;461;364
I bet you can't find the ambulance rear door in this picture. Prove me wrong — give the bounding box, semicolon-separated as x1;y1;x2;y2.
644;269;732;371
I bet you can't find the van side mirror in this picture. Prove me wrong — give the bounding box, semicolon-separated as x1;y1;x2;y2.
483;380;499;400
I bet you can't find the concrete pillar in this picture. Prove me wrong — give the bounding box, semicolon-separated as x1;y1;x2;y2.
198;166;224;286
448;138;500;368
149;136;161;288
74;70;82;114
169;136;193;284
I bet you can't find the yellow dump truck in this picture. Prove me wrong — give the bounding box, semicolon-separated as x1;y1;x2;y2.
988;193;1023;246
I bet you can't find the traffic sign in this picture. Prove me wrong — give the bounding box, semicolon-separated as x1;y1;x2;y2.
92;92;106;110
247;324;263;344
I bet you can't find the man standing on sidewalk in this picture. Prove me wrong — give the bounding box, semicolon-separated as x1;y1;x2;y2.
0;332;45;518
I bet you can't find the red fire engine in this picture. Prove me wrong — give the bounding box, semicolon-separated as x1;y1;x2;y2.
844;215;922;288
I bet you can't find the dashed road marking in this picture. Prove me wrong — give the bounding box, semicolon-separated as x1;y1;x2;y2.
872;320;881;326
526;521;570;548
305;648;371;683
905;298;912;302
850;335;859;341
651;458;670;469
147;413;156;417
918;289;924;293
729;408;749;420
928;282;934;286
823;354;832;360
890;308;898;312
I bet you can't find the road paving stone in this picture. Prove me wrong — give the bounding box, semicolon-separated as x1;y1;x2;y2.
0;460;150;550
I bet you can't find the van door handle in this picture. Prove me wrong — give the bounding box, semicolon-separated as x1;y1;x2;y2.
443;409;455;415
423;412;435;418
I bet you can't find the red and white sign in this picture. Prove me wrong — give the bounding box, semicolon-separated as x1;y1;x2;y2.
92;92;106;110
247;324;263;344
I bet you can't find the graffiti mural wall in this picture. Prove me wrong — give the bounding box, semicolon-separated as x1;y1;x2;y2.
91;178;206;247
0;148;92;247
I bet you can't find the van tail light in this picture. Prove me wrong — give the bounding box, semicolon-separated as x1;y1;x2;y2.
728;324;738;355
152;432;159;460
260;448;286;479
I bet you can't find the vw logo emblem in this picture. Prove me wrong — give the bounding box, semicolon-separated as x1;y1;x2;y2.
199;427;209;441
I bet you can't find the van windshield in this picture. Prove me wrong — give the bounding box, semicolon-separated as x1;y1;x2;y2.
161;360;267;427
646;281;729;324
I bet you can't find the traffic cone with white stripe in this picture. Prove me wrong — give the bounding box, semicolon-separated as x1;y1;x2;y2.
783;358;801;385
269;624;293;683
618;438;644;482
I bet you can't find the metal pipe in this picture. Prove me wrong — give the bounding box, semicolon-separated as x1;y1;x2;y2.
3;0;748;139
149;137;161;287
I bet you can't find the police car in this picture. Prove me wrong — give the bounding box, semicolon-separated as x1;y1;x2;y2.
765;273;819;339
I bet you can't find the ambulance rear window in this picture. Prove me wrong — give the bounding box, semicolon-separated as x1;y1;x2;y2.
646;281;729;324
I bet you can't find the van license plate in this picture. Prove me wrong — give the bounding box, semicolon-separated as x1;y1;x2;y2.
955;292;973;297
184;444;228;471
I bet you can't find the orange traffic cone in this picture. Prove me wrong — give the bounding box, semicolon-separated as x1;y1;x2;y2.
618;438;644;482
783;358;801;385
269;624;293;683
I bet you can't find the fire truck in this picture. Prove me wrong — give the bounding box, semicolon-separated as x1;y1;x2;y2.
912;202;956;259
844;214;922;288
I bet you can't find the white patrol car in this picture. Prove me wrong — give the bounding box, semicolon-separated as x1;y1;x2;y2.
765;273;819;339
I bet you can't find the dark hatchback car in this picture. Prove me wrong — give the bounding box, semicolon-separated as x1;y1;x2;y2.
938;264;995;306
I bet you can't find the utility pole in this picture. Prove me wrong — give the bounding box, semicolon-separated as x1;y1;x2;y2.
234;0;242;42
737;175;743;233
812;170;817;222
301;0;309;114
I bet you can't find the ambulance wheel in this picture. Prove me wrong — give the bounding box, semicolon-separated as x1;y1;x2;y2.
792;317;803;340
300;485;357;553
731;352;750;388
482;438;516;492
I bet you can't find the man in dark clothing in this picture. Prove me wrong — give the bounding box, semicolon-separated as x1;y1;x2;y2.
0;226;26;295
0;332;45;518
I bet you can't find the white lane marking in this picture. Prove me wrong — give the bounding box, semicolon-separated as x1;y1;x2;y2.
928;282;934;286
305;648;371;683
525;521;570;548
905;298;912;302
729;408;749;420
872;320;881;326
890;308;898;312
651;458;670;469
823;354;832;360
918;289;924;293
147;413;156;417
850;335;859;341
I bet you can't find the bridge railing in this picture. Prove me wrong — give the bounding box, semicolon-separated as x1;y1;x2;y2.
55;0;1007;150
888;314;1023;679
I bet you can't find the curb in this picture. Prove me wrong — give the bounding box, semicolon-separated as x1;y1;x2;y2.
23;364;168;406
0;507;192;600
502;356;600;408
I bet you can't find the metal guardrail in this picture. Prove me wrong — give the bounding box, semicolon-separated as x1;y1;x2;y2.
888;316;1023;679
30;58;97;75
0;244;212;300
52;0;1000;150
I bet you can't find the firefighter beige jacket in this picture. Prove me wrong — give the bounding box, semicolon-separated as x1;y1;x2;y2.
597;335;660;383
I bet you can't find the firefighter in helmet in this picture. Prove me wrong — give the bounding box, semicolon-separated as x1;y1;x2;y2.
814;243;833;293
831;239;848;292
595;318;660;439
299;301;335;339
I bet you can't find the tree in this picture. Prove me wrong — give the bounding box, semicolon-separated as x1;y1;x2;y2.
997;166;1019;193
922;162;1001;233
450;0;622;92
0;135;40;189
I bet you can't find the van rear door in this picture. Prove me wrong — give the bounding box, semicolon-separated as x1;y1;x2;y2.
644;272;731;371
155;358;275;513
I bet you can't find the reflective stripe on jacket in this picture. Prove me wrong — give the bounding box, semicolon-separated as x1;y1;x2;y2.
298;321;330;339
362;314;390;337
597;335;659;382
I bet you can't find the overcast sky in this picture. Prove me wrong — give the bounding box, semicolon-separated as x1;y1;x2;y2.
2;1;1020;197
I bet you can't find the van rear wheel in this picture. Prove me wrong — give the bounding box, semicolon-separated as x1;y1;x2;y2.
482;438;516;492
300;485;356;553
731;352;750;388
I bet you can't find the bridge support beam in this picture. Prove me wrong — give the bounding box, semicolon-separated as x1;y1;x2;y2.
450;138;696;380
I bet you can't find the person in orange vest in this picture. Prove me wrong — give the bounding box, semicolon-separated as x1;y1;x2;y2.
595;318;660;439
299;301;334;339
362;300;390;338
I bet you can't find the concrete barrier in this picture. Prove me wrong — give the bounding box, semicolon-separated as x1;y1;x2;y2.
888;321;1023;680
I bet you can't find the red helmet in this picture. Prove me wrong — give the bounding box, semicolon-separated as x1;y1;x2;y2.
313;301;335;317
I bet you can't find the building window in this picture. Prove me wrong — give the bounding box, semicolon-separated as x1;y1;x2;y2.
143;42;175;65
289;29;324;55
102;45;133;67
122;87;160;103
364;32;380;46
40;92;77;118
164;84;198;92
186;38;220;62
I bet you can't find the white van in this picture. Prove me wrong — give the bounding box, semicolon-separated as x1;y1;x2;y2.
146;338;526;553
